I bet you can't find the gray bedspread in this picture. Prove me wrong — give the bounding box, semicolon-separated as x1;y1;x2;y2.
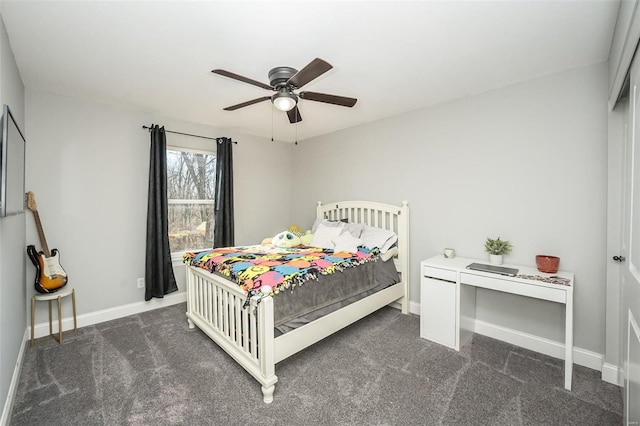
274;258;400;336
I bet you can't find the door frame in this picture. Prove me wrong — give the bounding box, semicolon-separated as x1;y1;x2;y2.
605;95;626;386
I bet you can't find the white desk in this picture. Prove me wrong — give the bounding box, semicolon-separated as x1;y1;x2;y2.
419;255;574;390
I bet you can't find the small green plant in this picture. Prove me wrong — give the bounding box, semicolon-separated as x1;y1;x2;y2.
484;237;513;255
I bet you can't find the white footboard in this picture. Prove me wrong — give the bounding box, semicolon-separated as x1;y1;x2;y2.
185;266;277;403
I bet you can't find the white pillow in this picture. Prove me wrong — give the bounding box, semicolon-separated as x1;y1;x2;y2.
360;225;398;253
332;232;363;253
312;218;364;239
380;245;398;262
343;222;364;238
310;222;345;249
311;218;347;233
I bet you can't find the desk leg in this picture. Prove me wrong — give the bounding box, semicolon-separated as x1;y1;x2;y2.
58;295;63;344
565;290;574;391
71;289;77;331
459;283;476;350
30;297;35;347
47;300;52;336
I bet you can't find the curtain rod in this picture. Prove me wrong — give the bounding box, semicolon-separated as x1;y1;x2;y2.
142;125;237;143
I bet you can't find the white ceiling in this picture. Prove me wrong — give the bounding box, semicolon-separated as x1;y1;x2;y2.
1;1;620;142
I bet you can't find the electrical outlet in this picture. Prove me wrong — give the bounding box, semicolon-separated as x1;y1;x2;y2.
137;278;144;288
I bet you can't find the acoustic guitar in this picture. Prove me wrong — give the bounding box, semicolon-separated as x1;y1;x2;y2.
26;191;68;293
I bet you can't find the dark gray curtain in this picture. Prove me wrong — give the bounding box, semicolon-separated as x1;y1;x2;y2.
213;137;234;248
145;124;178;301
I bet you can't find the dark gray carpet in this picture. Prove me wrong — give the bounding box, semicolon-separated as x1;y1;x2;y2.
10;303;622;425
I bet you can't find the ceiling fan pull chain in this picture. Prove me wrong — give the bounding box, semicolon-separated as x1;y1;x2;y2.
271;104;274;142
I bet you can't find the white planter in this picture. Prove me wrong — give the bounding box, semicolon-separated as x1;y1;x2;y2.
489;254;503;265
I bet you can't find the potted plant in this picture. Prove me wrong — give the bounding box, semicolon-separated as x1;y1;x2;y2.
484;237;513;265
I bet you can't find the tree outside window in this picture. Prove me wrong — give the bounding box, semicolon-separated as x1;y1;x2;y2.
166;147;215;253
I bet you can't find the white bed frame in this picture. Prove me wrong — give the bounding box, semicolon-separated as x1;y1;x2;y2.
185;200;410;403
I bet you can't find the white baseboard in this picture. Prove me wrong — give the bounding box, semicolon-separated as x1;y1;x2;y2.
473;319;606;372
408;300;420;316
1;329;28;426
601;362;622;386
388;299;421;316
30;291;187;339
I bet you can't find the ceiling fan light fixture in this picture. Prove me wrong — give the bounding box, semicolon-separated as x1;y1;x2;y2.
272;91;297;112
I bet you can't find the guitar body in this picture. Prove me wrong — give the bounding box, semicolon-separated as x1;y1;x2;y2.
27;244;68;293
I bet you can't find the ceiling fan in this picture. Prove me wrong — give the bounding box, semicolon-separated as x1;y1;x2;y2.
212;58;357;124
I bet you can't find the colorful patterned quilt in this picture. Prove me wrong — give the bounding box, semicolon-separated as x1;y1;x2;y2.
183;244;380;301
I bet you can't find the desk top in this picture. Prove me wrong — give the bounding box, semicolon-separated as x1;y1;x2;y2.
423;255;573;291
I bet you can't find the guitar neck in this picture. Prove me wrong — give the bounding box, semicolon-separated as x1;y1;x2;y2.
32;210;51;257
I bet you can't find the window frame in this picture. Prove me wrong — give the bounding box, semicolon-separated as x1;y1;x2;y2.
166;144;216;262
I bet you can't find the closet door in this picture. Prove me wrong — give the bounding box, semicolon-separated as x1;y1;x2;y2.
622;55;640;426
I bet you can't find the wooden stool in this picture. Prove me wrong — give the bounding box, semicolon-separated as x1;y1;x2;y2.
31;287;77;347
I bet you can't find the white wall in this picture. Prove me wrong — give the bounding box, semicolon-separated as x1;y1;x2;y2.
25;89;293;319
291;62;609;354
0;13;26;424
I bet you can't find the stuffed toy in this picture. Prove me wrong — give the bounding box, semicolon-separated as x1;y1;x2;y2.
262;225;313;247
271;230;302;248
300;230;313;245
289;225;314;245
288;225;303;236
261;236;272;245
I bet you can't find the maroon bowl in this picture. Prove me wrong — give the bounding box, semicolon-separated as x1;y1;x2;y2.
536;255;560;273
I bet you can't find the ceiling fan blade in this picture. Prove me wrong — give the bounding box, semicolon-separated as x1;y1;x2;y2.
223;96;271;111
287;58;333;89
299;91;357;107
212;69;273;91
287;106;303;123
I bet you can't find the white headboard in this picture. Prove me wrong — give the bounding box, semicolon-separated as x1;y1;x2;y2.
316;200;410;305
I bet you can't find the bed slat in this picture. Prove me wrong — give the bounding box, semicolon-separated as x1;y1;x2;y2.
186;268;264;363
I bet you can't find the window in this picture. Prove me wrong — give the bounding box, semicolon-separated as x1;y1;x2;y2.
166;147;216;253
